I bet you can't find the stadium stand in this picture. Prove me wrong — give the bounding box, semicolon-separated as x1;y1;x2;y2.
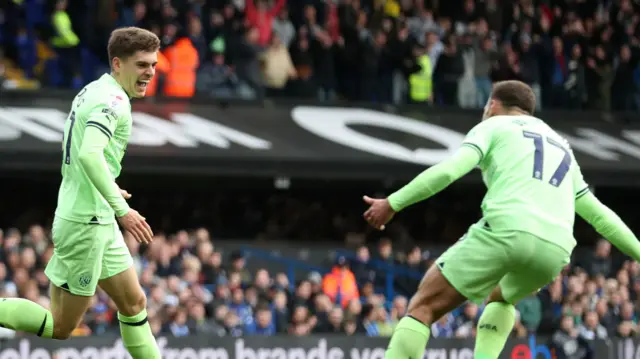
0;0;639;109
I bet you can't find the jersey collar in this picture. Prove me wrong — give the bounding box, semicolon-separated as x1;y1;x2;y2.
103;73;132;99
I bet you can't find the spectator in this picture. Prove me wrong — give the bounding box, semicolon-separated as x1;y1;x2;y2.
288;30;316;98
408;45;433;104
261;34;296;96
351;245;375;286
578;311;608;340
550;315;590;359
583;239;612;278
587;45;614;112
228;251;251;285
565;43;587;109
518;35;542;109
312;29;338;102
272;290;289;333
188;16;207;64
323;306;345;334
246;307;276;335
322;256;359;307
453;303;479;338
289;304;313;336
196;52;240;99
516;294;542;333
168;308;191;337
245;0;287;47
223;311;244;336
163;36;199;98
231;27;264;99
613;45;638;111
455;28;474;109
432;314;455;338
308;272;323;297
434;37;464;106
272;8;295;48
397;246;424;296
473;35;497;108
491;44;523;84
188;302;226;336
50;0;79;87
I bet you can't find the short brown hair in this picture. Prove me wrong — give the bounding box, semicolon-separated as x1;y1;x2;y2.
107;27;160;65
490;80;536;115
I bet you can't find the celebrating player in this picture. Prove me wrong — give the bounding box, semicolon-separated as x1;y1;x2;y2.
0;27;161;358
363;80;640;359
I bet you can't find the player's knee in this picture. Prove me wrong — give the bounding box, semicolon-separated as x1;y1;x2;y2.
118;291;147;317
52;325;74;340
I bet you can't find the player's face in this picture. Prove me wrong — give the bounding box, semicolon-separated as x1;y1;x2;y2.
118;51;158;98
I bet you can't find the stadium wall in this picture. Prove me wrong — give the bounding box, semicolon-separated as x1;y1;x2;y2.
0;334;626;359
1;92;640;185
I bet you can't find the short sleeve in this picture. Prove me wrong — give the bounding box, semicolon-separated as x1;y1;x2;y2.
572;155;590;199
461;120;497;162
85;92;127;140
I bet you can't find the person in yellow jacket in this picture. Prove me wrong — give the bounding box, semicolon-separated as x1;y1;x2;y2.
408;49;433;104
51;0;80;87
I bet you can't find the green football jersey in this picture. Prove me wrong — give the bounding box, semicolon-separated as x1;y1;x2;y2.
55;74;132;224
462;115;589;253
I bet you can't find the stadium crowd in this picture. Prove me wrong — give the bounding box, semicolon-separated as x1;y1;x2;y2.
0;221;637;341
1;0;640;110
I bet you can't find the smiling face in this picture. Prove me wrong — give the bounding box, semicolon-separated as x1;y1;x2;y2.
107;27;161;98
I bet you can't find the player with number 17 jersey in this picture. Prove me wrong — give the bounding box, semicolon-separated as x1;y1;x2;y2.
461;114;585;255
364;80;640;359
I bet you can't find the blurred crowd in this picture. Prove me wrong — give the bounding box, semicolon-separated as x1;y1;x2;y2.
1;0;640;110
0;221;639;341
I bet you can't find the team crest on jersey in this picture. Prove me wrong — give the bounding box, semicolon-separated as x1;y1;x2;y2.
78;273;92;288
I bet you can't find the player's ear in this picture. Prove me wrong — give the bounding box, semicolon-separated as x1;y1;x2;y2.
489;99;500;114
112;57;121;73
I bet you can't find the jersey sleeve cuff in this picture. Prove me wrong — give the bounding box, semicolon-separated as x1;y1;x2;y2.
575;186;590;199
114;204;130;217
461;142;484;161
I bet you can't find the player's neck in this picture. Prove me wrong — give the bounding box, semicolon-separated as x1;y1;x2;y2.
110;72;131;98
499;109;529;117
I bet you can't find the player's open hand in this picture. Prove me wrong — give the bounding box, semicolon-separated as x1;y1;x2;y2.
363;195;395;230
120;188;132;199
118;209;154;244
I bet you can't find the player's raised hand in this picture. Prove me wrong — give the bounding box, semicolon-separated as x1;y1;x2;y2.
120;188;132;199
363;195;395;230
118;209;154;244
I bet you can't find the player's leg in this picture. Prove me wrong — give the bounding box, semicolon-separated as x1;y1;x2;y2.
474;233;570;359
0;283;92;339
98;223;160;359
385;221;510;359
473;286;517;359
0;217;102;339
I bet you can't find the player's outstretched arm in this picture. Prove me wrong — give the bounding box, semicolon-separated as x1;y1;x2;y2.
576;191;640;261
78;126;131;217
387;146;481;212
